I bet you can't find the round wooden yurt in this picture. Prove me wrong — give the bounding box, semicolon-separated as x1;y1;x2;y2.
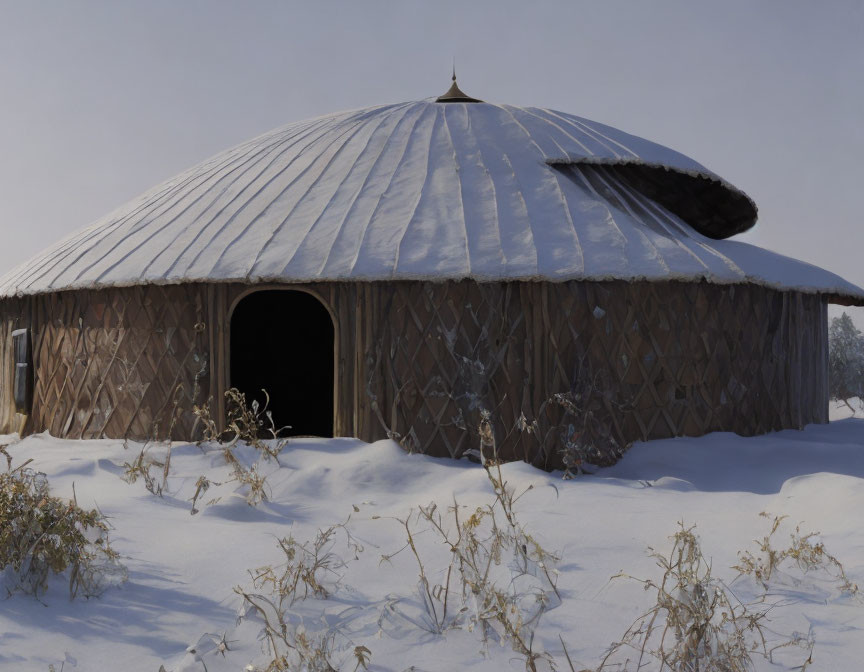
1;82;862;468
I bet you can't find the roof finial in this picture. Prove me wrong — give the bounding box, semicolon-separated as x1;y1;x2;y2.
436;63;482;104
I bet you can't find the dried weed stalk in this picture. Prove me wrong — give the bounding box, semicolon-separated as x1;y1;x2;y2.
121;443;172;497
242;519;362;606
124;387;283;510
522;384;626;475
734;512;859;597
236;519;367;672
189;475;224;515
378;410;561;671
597;522;812;672
195;387;289;457
231;461;271;507
122;383;186;497
189;388;291;511
241;629;371;672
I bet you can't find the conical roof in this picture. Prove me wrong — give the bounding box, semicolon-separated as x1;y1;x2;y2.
1;99;861;304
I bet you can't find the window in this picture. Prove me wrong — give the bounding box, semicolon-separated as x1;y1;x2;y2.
11;328;32;414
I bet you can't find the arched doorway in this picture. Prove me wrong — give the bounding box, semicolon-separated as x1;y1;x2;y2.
229;290;334;437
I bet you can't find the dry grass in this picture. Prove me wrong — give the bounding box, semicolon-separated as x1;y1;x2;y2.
239;630;371;672
377;412;562;671
123;387;286;511
121;442;172;497
229;459;271;507
121;382;186;497
510;375;629;472
594;522;813;672
734;512;859;597
189;475;218;515
189;387;289;510
0;454;125;599
241;519;362;607
234;519;368;672
195;387;289;458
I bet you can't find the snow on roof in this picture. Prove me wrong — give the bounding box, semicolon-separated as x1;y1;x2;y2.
1;100;861;304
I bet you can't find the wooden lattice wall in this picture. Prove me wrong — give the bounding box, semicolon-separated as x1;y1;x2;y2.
0;279;828;469
2;285;210;440
355;281;828;468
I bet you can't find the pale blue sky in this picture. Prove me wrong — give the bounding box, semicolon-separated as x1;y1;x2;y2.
1;1;862;318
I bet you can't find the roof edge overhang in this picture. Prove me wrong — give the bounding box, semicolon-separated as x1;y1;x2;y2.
824;293;864;307
2;275;862;307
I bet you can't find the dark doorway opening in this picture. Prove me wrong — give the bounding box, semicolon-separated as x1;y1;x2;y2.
230;290;334;437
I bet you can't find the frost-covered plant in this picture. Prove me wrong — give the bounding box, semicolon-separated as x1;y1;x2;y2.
227;455;271;507
379;427;561;671
122;382;187;497
596;522;812;672
122;441;172;496
125;388;283;510
195;387;289;457
235;520;368;672
734;512;859;597
0;459;125;598
382;503;560;670
241;520;362;607
239;629;371;672
828;312;864;409
512;378;627;473
188;388;290;511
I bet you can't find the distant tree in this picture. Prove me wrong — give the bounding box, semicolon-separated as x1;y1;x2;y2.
828;312;864;410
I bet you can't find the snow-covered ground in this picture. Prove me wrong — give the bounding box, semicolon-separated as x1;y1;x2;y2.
829;396;864;420
2;419;864;671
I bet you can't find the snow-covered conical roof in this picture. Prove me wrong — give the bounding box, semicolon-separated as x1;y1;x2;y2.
1;99;862;303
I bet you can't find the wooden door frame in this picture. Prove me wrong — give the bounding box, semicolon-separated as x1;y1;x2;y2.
213;283;340;437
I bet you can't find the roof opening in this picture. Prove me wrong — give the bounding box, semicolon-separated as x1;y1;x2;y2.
552;161;757;239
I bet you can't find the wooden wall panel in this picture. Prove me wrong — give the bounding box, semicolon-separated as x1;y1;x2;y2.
358;280;829;468
0;279;829;471
0;297;29;434
221;282;353;439
22;285;210;441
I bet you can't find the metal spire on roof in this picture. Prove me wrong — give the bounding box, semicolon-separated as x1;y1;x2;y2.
436;65;482;103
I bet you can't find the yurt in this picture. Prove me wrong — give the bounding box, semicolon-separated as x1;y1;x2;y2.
1;79;862;468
